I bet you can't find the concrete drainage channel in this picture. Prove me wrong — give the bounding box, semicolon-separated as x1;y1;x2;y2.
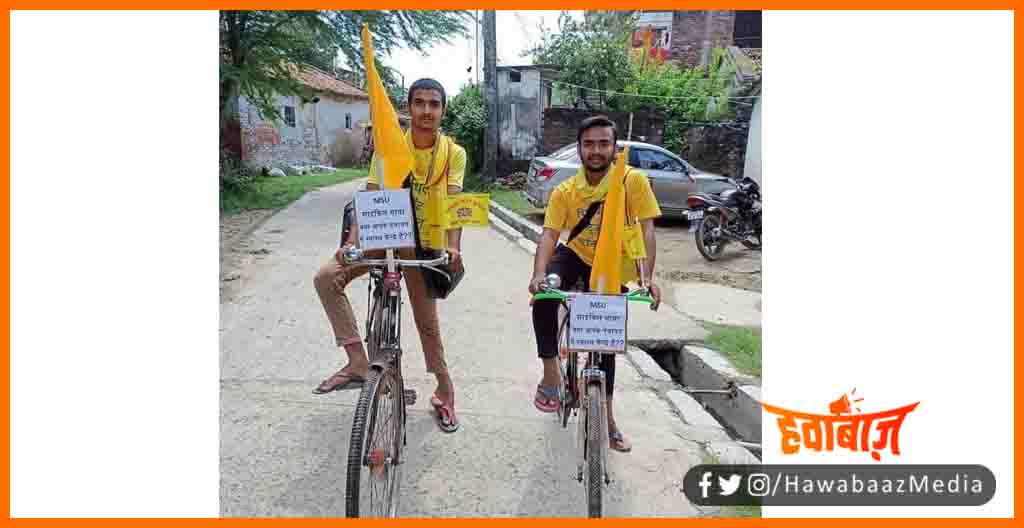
630;340;761;459
489;202;762;463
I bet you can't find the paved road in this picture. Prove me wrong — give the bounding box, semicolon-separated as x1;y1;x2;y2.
220;179;733;517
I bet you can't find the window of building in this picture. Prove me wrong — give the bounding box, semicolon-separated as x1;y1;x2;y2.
283;106;296;127
345;113;353;130
509;70;521;83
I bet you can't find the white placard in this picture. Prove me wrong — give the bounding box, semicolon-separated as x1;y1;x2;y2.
568;294;628;352
355;189;416;250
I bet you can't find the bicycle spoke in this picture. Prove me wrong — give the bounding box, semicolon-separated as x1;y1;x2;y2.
365;374;400;517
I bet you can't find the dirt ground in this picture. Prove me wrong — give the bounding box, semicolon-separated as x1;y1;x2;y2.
220;209;276;301
653;218;761;293
522;212;762;293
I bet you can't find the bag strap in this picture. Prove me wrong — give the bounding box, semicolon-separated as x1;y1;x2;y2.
566;168;633;245
567;200;603;244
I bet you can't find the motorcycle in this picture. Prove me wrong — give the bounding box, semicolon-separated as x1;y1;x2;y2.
685;176;762;261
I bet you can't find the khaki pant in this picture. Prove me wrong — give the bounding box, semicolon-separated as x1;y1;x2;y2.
313;248;448;375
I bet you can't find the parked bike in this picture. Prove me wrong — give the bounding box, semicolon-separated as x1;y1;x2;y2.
685;177;762;261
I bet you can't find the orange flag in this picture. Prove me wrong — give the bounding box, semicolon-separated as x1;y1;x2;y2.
589;147;629;294
361;24;414;189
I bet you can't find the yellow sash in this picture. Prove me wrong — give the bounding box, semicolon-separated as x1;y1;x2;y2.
581;167;647;260
404;130;450;187
405;132;450;249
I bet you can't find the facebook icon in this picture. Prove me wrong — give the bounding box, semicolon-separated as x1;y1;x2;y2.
699;471;714;498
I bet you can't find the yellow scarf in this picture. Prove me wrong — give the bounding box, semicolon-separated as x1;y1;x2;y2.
404;129;451;187
575;163;647;261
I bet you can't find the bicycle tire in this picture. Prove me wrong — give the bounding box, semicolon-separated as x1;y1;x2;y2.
345;366;403;517
558;312;574;429
586;382;605;518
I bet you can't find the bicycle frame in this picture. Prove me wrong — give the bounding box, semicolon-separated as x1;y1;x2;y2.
350;248;450;469
351;248;451;367
534;284;654;486
364;249;404;365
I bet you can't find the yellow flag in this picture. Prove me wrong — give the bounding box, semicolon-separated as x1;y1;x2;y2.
361;25;413;189
624;223;646;259
590;147;629;294
445;194;491;228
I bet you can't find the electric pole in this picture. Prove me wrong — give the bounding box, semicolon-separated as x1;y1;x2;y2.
483;10;498;184
475;10;480;85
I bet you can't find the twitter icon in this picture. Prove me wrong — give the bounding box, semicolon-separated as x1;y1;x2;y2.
718;474;742;496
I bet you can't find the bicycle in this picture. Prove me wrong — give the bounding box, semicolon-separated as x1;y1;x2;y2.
532;274;654;518
342;246;450;518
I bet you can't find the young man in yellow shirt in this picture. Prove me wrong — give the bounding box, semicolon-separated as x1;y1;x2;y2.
527;116;663;452
313;78;467;432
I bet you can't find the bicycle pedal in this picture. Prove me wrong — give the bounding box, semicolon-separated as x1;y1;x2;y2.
403;389;417;406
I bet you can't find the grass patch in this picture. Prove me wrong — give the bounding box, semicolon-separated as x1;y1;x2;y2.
462;171;491;193
462;172;543;218
697;454;762;517
706;324;762;377
491;187;542;217
723;505;762;518
220;168;366;214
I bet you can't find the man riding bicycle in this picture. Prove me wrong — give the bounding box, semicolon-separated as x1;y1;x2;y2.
528;115;663;452
313;78;467;433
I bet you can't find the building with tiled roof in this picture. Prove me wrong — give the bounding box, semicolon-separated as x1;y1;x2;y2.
228;64;372;170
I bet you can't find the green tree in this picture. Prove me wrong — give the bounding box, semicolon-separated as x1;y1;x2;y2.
219;10;470;126
524;12;635;108
583;10;639;33
616;49;735;153
440;83;486;174
525;12;736;154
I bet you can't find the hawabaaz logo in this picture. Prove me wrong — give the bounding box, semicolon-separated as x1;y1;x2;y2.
762;388;920;462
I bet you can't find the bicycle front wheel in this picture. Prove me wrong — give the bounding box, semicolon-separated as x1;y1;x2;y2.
345;366;404;518
585;382;605;518
557;310;575;428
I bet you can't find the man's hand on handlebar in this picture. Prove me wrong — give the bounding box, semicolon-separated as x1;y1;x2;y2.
335;244;355;265
528;275;549;295
446;247;463;273
647;281;662;311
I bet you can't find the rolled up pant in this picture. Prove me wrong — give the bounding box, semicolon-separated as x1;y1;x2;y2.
532;244;618;396
314;248;448;375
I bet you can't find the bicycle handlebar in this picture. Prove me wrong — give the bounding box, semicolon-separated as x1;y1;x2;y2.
533;286;654;305
342;245;451;269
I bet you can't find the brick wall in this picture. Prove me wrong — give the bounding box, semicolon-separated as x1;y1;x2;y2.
681;123;750;178
670;11;736;68
541;108;665;155
238;95;320;170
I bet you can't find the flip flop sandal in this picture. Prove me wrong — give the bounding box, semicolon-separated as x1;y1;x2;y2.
312;370;365;394
609;430;632;453
534;385;560;414
430;394;459;433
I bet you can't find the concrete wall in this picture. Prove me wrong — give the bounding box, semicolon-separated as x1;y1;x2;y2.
742;96;761;187
316;94;369;167
237;93;369;170
498;69;543;161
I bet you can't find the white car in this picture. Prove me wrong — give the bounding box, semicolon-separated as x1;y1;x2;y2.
522;140;734;218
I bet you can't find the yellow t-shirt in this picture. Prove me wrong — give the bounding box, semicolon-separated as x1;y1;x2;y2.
368;139;467;248
543;167;662;283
